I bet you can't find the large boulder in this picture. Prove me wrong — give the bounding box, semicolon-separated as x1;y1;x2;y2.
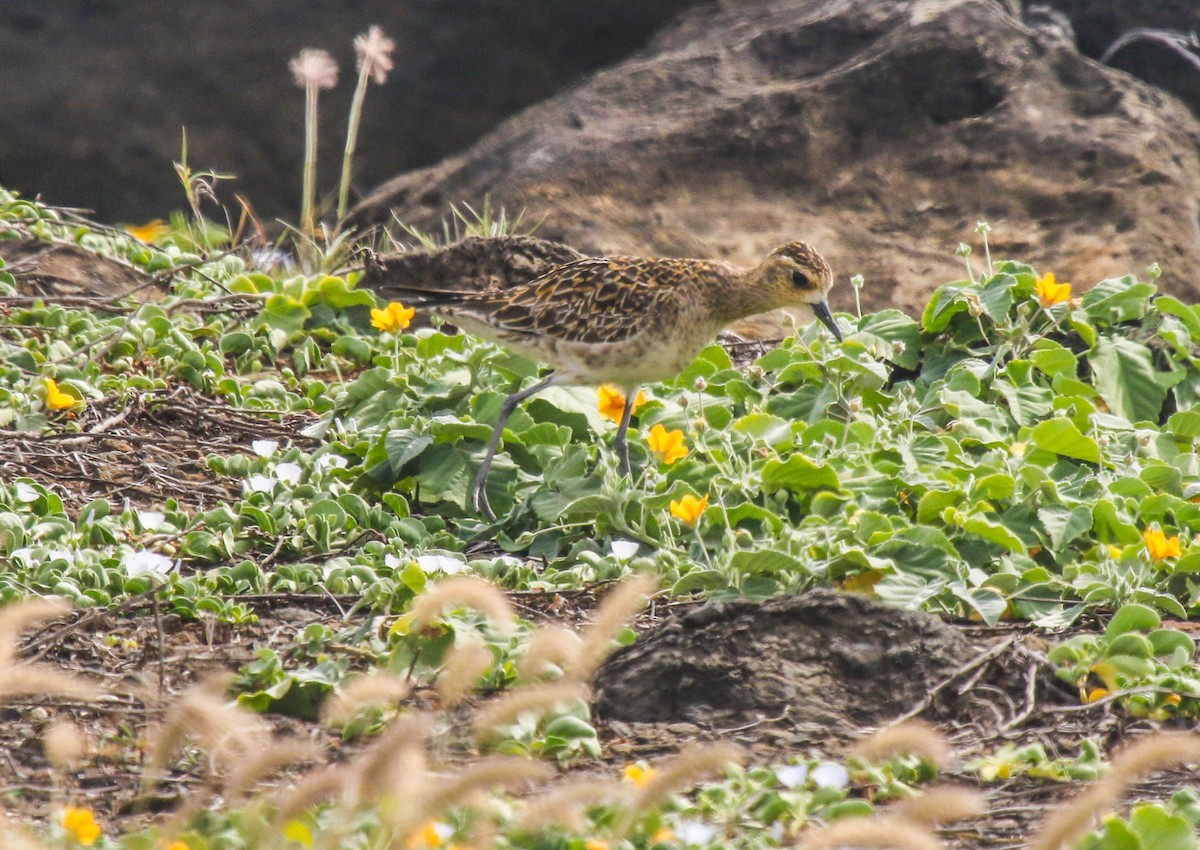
0;0;699;222
356;0;1200;314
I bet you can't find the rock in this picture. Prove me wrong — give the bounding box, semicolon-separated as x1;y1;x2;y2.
595;591;970;731
0;239;161;300
355;0;1200;315
592;590;1057;736
0;0;701;222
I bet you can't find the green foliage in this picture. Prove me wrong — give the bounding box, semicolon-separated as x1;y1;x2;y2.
966;739;1107;783
1049;603;1200;718
1078;791;1200;850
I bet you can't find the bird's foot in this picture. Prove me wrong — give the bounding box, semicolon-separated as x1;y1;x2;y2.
472;468;498;522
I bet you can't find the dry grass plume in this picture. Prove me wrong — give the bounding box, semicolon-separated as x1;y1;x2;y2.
852;720;953;769
615;743;743;836
320;670;411;727
573;574;657;681
409;576;517;635
437;640;493;707
1029;731;1200;850
472;681;589;744
517;624;583;682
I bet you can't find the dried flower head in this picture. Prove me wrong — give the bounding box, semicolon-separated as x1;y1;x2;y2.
355;26;395;84
437;640;493;707
850;720;953;769
290;48;339;90
321;670;411;728
43;720;85;771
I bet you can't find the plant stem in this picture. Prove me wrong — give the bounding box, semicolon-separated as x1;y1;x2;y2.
301;82;320;235
338;65;371;222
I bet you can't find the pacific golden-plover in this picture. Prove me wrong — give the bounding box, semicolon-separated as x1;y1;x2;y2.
366;240;841;520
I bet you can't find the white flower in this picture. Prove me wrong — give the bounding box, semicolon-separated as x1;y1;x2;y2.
776;763;809;788
810;761;850;789
416;555;464;575
290;48;339;90
384;553;402;569
137;510;167;530
10;547;34;565
677;820;717;845
123;550;174;579
431;823;453;842
246;474;277;493
275;462;302;485
251;440;279;458
14;482;39;502
610;539;639;561
316;453;348;470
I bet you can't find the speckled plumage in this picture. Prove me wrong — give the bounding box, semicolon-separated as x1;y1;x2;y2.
364;237;840;519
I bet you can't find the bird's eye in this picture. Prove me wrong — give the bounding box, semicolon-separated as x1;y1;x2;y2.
791;269;811;289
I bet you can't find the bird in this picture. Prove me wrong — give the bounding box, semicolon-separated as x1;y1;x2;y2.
363;238;841;520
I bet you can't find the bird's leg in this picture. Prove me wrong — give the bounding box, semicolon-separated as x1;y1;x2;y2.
473;373;560;521
613;385;640;478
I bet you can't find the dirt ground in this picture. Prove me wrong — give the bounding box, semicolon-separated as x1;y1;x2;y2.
1;389;1192;850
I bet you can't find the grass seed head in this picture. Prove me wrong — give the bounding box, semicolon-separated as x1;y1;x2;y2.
894;786;985;826
615;743;743;836
801;816;943;850
472;681;590;744
517;624;584;682
575;574;657;681
1029;732;1200;850
437;640;493;708
43;719;86;771
321;670;412;728
516;777;631;832
409;576;518;636
851;720;953;769
0;597;70;667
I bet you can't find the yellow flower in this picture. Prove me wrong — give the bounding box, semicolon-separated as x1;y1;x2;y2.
44;378;78;411
646;423;688;465
597;384;646;423
370;301;415;334
1035;272;1071;308
124;219;169;243
623;763;657;788
651;828;676;845
407;821;451;849
669;493;709;526
62;806;101;846
1144;527;1182;561
166;842;191;850
586;841;610;850
1085;687;1109;704
282;819;312;847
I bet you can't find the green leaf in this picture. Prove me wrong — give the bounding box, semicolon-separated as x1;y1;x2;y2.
961;514;1026;553
921;280;972;332
760;454;840;493
729;549;808;577
1090;337;1176;423
1031;343;1078;378
1105;603;1161;637
1038;505;1093;551
1031;419;1100;463
1127;804;1196;850
855;309;920;370
1166;410;1200;439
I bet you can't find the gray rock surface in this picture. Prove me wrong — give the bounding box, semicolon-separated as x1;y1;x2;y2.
356;0;1200;314
0;1;698;221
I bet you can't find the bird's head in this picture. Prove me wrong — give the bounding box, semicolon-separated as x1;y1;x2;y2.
751;242;841;341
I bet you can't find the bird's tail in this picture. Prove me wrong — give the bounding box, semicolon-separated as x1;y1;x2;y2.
359;250;471;308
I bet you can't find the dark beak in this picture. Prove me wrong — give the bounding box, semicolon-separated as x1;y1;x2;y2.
812;300;842;341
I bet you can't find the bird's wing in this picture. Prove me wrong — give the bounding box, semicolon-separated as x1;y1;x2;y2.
474;257;693;345
362;236;587;299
